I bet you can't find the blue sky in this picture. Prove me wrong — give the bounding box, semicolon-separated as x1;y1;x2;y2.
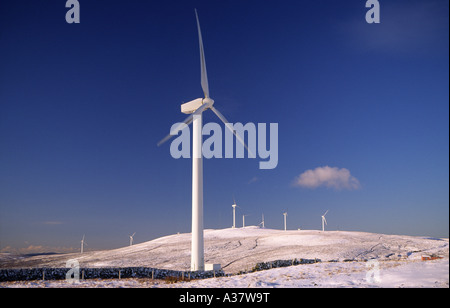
0;0;448;253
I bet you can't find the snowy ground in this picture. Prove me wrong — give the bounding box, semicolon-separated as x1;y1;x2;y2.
1;259;447;288
1;227;448;288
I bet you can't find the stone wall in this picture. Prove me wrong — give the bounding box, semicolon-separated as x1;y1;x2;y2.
0;267;224;282
251;258;321;272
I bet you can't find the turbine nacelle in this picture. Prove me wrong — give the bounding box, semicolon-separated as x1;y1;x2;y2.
181;97;214;114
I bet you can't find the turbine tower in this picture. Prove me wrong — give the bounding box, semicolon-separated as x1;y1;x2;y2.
283;212;288;231
80;235;86;254
232;200;237;229
322;210;329;232
242;214;249;228
158;10;250;271
129;232;136;246
259;213;265;228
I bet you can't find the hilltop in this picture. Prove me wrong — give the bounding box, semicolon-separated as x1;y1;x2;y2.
1;227;448;274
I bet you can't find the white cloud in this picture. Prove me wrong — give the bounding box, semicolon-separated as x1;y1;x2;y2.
293;166;361;190
339;0;447;55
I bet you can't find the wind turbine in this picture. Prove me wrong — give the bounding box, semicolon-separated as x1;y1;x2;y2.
232;199;237;229
242;214;249;228
259;213;265;228
129;232;136;246
80;235;87;254
283;212;288;231
158;10;250;271
321;210;329;232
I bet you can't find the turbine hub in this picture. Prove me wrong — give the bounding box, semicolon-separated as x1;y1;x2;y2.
203;97;214;107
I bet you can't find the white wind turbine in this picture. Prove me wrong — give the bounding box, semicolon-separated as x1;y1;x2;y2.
283;211;288;231
259;213;265;228
158;10;250;271
80;235;87;254
242;214;249;228
232;199;237;229
129;232;136;246
321;210;329;232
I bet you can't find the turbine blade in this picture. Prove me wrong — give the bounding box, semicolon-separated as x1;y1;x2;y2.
195;9;209;98
157;103;209;147
157;120;191;147
210;106;255;157
324;217;327;225
323;210;329;216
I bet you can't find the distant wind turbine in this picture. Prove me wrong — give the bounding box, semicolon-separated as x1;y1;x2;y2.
259;213;265;228
283;212;288;231
80;235;87;254
232;198;237;229
157;10;250;271
129;232;136;246
322;210;329;232
242;214;249;228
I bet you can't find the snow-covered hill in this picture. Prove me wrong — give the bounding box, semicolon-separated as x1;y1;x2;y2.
1;227;448;275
